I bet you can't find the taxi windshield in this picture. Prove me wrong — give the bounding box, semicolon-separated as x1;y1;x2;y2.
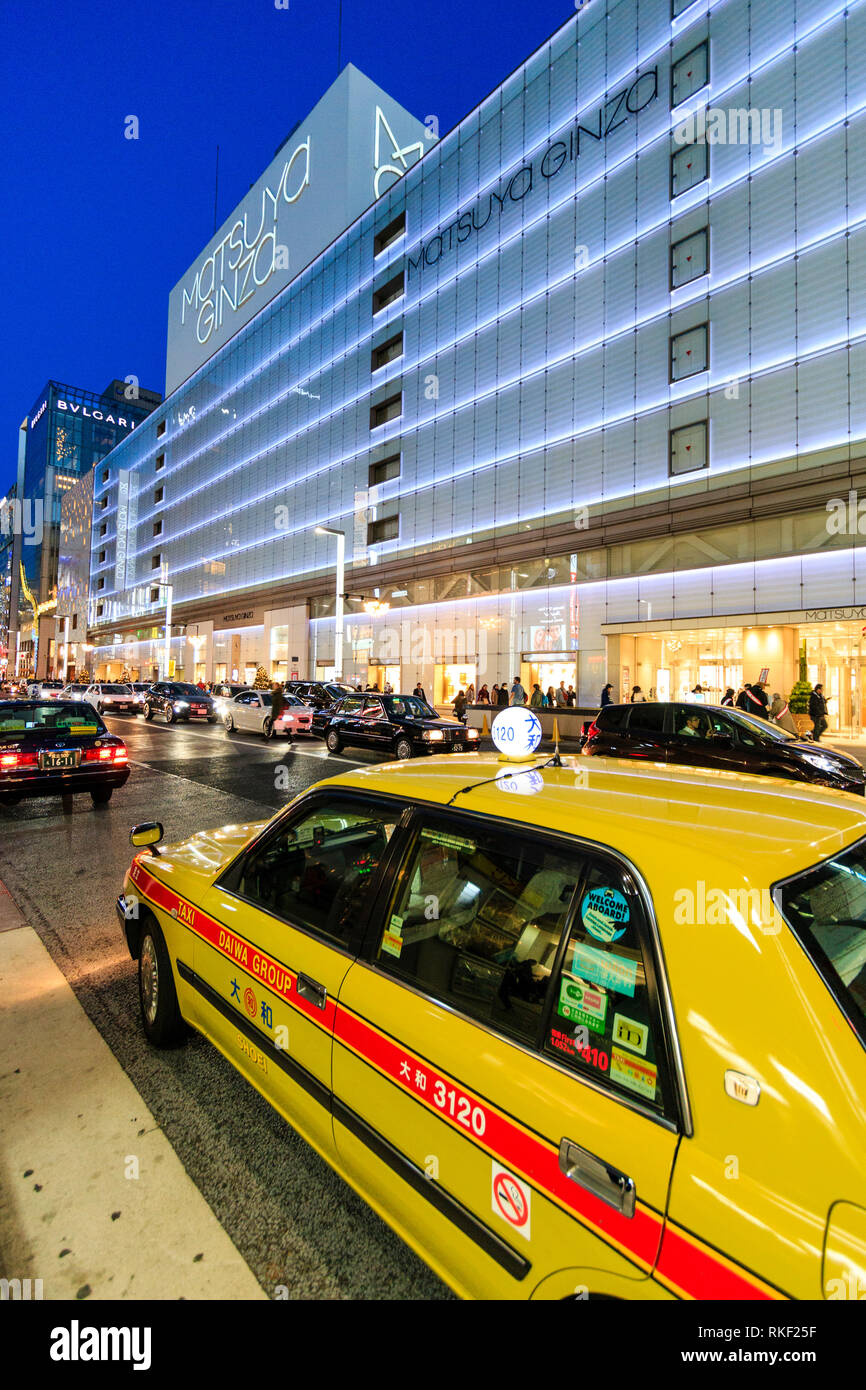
0;702;102;739
385;696;437;719
776;839;866;1048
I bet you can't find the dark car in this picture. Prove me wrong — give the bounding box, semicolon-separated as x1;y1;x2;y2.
319;693;480;759
142;681;217;724
582;701;866;795
286;681;358;712
0;700;129;806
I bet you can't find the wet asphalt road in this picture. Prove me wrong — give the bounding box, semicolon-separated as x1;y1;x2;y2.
0;713;452;1300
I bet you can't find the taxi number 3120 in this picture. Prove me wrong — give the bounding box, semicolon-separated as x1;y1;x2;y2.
432;1079;486;1135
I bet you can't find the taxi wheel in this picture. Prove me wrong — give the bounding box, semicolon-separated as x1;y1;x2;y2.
395;738;414;760
326;730;343;753
96;703;105;715
263;717;273;739
224;714;234;733
165;705;175;724
143;703;154;721
91;787;113;805
138;917;186;1047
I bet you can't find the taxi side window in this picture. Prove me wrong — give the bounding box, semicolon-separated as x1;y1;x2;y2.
546;859;671;1118
231;800;400;946
375;819;581;1046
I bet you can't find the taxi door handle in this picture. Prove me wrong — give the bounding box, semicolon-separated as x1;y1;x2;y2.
297;974;327;1009
559;1138;636;1219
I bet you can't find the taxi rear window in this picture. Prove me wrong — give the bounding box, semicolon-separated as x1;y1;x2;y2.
776;840;866;1048
0;703;102;737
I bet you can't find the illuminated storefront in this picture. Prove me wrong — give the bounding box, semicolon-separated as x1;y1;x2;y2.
84;2;866;702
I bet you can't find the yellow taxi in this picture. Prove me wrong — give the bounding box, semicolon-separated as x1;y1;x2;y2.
117;755;866;1300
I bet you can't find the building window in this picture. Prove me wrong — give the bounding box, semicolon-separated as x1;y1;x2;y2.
670;421;708;475
154;486;164;504
152;554;161;570
671;138;708;197
100;496;108;510
373;211;406;257
672;0;698;16
153;519;162;537
99;522;107;537
71;613;78;630
150;587;160;603
98;549;106;564
670;324;709;381
671;42;709;106
367;513;399;545
96;603;104;618
369;453;401;486
670;227;709;288
156;419;166;438
155;453;165;472
96;577;105;591
370;394;402;430
372;271;405;314
371;331;404;373
101;467;109;484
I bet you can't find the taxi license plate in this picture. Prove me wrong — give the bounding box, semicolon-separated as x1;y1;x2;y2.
191;706;206;714
39;750;79;770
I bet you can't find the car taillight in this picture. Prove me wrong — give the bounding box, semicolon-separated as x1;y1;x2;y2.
0;751;38;769
84;745;127;763
586;720;599;740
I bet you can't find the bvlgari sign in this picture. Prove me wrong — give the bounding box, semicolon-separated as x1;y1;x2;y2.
166;65;431;394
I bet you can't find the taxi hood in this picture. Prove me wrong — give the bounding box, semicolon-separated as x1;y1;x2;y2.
145;821;266;881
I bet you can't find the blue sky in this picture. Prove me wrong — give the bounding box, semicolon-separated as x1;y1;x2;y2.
0;0;574;493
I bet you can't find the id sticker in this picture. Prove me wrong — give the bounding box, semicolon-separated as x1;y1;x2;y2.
581;886;629;942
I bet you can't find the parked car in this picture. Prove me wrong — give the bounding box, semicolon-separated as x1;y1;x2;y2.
582;701;866;795
57;683;91;702
118;753;866;1300
222;689;313;740
85;682;138;715
130;683;155;709
34;679;65;700
318;693;480;759
142;682;217;724
211;683;251;719
0;699;129;805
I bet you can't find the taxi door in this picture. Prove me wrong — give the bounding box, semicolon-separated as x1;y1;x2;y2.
332;809;684;1299
188;790;405;1157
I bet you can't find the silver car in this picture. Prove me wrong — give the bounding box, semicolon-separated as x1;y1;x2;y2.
85;683;138;715
222;689;297;739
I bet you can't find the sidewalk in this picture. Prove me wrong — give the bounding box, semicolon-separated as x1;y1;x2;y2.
0;881;265;1300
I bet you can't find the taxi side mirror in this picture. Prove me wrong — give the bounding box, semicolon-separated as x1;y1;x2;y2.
130;822;164;855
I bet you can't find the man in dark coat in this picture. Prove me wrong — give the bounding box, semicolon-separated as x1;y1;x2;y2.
809;684;828;741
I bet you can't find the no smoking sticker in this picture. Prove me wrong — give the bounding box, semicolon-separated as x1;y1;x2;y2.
491;1162;532;1241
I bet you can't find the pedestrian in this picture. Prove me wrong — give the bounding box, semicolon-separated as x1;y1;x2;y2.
809;684;828;741
545;685;556;708
510;675;526;706
740;681;768;718
736;683;752;712
721;687;735;707
769;692;798;736
530;683;543;707
414;680;426;701
630;685;647;703
555;680;568;707
600;683;614;706
268;680;286;740
465;683;475;704
384;681;393;695
497;681;509;707
453;689;467;722
477;684;490;704
566;685;576;707
490;684;499;704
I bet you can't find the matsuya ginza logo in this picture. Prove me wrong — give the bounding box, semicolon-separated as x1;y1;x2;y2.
180;137;311;347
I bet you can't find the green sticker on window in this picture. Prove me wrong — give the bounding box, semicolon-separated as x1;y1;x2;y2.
389;914;404;936
420;829;476;853
557;976;607;1033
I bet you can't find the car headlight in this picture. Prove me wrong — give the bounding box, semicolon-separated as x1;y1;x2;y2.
422;730;444;741
802;752;839;774
174;700;189;709
466;727;479;738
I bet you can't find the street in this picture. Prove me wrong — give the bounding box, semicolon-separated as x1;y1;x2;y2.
0;714;451;1300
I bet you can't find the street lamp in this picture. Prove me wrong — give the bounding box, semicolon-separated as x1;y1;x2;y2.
314;526;345;679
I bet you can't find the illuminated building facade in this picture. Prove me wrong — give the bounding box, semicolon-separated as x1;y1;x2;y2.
89;1;866;728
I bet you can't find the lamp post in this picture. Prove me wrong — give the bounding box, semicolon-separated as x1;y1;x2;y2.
314;526;345;679
160;562;173;681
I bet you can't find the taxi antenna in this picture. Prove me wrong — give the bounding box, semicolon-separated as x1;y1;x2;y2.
548;716;563;768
